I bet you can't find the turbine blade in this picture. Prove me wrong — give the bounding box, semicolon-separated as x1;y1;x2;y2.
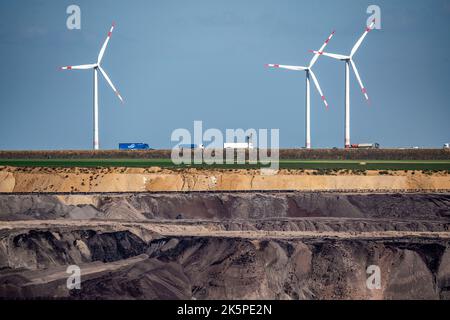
309;51;349;60
350;60;370;103
309;70;329;109
266;64;307;71
350;19;376;57
309;30;335;68
60;64;96;70
98;66;124;103
97;22;115;64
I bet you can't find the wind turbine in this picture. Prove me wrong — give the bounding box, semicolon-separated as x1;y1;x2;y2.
61;23;124;150
266;31;334;149
311;19;376;148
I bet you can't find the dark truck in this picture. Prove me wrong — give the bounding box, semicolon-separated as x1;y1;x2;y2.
118;143;150;150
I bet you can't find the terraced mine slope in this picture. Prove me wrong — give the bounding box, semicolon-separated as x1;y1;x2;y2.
0;162;449;299
0;191;449;299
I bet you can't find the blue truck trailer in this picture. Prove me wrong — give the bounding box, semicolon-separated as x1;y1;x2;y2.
119;143;150;150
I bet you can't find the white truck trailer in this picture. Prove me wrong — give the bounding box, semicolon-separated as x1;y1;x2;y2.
224;142;254;149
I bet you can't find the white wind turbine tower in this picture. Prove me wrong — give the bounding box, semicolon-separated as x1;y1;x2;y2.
266;31;335;149
311;19;376;148
61;23;124;150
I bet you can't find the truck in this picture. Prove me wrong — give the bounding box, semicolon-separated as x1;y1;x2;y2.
178;144;204;150
350;143;380;149
119;143;150;150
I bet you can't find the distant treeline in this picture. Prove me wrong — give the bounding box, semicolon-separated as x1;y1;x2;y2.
0;149;449;160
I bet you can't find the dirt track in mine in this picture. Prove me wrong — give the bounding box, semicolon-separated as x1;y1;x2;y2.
1;219;450;240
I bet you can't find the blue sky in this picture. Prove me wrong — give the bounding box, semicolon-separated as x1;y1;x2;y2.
0;0;449;149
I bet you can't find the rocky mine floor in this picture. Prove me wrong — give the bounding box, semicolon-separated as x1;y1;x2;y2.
0;191;449;300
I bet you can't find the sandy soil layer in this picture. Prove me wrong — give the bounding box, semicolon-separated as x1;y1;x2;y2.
1;166;449;192
0;222;449;299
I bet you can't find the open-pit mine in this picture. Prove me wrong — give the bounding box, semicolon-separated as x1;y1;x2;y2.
0;165;449;299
